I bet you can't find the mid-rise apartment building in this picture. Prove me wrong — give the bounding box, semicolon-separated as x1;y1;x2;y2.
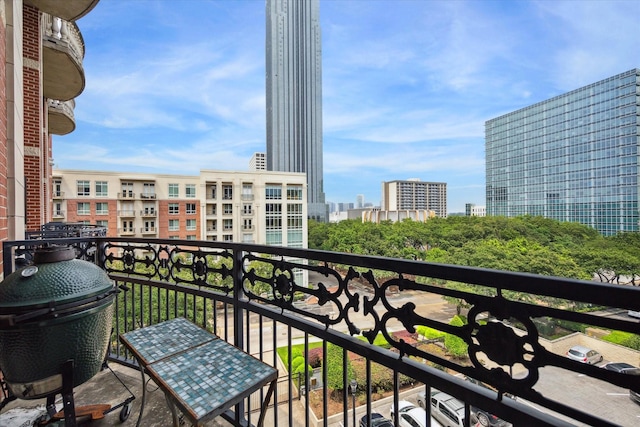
486;69;640;235
381;179;447;218
53;169;308;247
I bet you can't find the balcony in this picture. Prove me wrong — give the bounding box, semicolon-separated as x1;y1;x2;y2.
118;192;135;200
52;210;65;218
140;210;157;218
0;237;639;427
117;210;135;217
52;190;64;199
140;227;157;235
116;228;135;235
42;14;85;101
140;193;157;200
25;0;100;21
47;99;75;135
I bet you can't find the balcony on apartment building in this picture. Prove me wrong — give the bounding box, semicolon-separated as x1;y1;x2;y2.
140;193;157;200
118;191;135;200
26;0;100;21
0;236;638;427
52;190;64;199
41;13;86;102
117;210;135;217
140;227;157;235
52;210;65;219
140;209;157;218
47;99;75;135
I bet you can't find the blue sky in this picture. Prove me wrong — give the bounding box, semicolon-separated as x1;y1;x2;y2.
54;0;640;213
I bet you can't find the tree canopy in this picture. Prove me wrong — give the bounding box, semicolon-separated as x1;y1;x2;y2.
308;216;640;284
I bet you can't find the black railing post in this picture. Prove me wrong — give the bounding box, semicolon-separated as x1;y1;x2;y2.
2;241;13;278
232;246;246;425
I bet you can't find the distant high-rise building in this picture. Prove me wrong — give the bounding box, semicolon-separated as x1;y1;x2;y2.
356;194;364;208
266;0;326;222
486;69;640;235
381;179;447;218
250;152;266;171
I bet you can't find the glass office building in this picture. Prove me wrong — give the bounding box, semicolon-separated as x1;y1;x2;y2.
486;69;639;235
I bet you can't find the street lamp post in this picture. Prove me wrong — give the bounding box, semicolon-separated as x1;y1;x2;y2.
350;379;358;427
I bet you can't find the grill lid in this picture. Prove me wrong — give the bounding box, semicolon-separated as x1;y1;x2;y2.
0;246;116;325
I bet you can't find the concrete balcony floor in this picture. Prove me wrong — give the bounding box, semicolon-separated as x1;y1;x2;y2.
0;363;307;427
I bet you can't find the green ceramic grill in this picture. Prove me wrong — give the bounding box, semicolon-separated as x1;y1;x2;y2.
0;246;116;399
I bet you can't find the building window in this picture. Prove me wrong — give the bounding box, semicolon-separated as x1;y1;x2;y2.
287;185;303;200
96;220;108;230
144;220;156;232
168;219;179;231
266;184;282;199
209;185;217;199
77;180;90;197
242;184;253;200
186;203;196;214
223;219;233;230
96;202;109;215
223;203;233;215
77;202;90;215
53;180;62;197
142;183;156;199
169;183;179;198
169;203;179;214
54;202;63;217
121;220;133;233
186;184;196;198
186;235;196;240
121;182;134;198
242;204;253;215
95;181;108;197
207;205;217;216
243;219;252;230
186;219;196;230
223;235;233;242
222;184;233;200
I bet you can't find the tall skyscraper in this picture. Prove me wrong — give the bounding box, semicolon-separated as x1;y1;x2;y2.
266;0;326;222
486;69;640;235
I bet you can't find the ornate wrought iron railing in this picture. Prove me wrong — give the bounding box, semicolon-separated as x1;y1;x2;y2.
2;236;640;427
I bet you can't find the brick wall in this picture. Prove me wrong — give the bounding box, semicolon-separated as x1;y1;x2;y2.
158;200;201;239
23;6;43;232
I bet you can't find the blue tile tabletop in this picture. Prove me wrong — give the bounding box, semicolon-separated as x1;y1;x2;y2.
146;338;278;422
120;317;216;365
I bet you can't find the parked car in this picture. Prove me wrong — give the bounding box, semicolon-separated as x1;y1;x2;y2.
628;310;640;319
390;400;443;427
359;412;393;427
603;362;640;406
566;345;603;364
603;362;640;375
430;391;466;427
418;382;511;427
463;377;513;427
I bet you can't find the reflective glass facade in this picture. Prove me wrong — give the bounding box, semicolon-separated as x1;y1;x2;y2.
486;69;640;235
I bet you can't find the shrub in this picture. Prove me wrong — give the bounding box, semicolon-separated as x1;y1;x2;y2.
416;325;445;340
292;356;305;372
308;347;323;368
444;315;468;358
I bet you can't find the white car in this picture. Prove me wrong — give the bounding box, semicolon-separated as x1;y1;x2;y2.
390;400;443;427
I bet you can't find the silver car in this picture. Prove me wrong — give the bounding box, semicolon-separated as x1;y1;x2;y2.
566;345;603;364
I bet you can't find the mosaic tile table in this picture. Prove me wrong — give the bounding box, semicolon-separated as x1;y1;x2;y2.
120;318;278;427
